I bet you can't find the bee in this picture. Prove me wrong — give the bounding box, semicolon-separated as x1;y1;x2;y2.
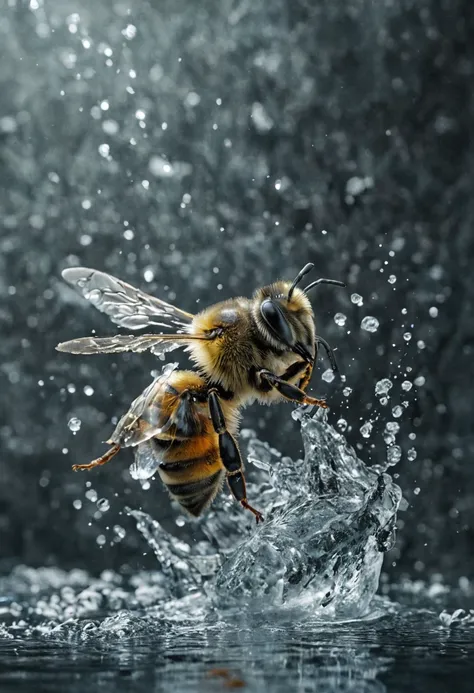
57;264;345;522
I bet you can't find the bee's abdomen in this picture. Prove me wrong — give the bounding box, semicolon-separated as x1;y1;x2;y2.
158;440;224;517
163;468;224;516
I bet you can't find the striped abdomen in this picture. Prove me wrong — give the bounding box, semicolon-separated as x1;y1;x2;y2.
157;436;225;517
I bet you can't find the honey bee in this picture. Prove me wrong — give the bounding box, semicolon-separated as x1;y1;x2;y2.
57;264;345;522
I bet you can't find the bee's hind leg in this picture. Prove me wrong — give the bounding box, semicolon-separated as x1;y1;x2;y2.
208;389;264;524
72;443;121;472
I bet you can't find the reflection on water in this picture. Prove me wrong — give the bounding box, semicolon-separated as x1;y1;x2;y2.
1;604;474;693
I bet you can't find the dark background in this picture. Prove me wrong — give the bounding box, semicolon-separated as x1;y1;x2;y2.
0;0;472;582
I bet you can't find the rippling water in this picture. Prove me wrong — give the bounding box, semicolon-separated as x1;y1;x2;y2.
1;591;474;693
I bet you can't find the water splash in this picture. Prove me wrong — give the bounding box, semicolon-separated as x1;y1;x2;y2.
124;408;402;619
0;408;402;639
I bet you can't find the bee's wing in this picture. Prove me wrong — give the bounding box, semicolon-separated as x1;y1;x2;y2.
55;333;191;356
108;370;177;449
61;267;194;331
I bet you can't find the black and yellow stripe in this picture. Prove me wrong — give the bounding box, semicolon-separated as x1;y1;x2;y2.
164;468;224;516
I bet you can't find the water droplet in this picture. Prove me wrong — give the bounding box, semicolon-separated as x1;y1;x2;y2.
429;306;438;318
401;380;412;391
98;143;110;158
85;489;98;502
113;525;126;540
343;387;352;397
360;421;373;438
392;405;403;418
84;385;94;396
403;332;412;342
386;421;400;433
102;119;119;135
414;376;426;387
68;417;81;432
96;534;106;546
387;446;402;466
334;312;347;326
361;316;379;332
388;275;397;284
413;487;421;496
122;24;137;40
97;498;110;512
322;368;335;383
337;418;348;431
375;378;393;396
407;448;417;461
351;293;363;306
73;499;82;510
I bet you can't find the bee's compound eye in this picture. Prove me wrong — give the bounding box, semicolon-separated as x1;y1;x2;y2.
260;299;293;346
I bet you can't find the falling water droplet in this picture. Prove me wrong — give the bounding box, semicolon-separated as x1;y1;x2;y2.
68;417;81;432
351;293;363;306
322;368;335;383
337;418;348;431
401;380;412;391
385;421;400;433
334;312;347;326
113;525;126;540
97;498;110;512
387;446;402;466
375;379;393;396
392;405;403;418
361;316;379;333
407;448;417;461
360;421;373;438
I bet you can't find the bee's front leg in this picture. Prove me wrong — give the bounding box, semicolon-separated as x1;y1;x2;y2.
279;359;312;391
258;369;327;408
208;389;264;524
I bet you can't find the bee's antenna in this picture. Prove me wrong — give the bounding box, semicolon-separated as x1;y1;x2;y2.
304;278;346;292
287;263;315;301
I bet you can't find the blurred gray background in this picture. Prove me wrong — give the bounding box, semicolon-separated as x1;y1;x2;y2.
0;0;472;582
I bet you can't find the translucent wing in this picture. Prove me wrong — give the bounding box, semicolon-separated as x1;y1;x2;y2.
61;267;194;331
108;366;178;448
56;334;188;356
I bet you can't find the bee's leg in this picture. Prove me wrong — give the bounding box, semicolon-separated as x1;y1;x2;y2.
316;336;339;372
72;443;121;472
208;390;264;524
279;359;312;391
258;369;327;408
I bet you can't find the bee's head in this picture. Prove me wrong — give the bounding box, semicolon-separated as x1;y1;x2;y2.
252;263;345;363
